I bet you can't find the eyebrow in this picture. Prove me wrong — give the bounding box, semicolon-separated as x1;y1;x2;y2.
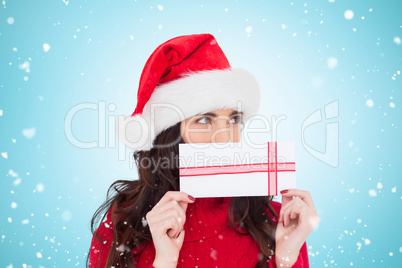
197;111;243;117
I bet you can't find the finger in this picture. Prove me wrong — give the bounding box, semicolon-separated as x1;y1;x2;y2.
279;196;298;222
167;228;177;238
158;207;185;227
279;197;296;224
289;204;319;231
177;229;185;240
156;191;195;209
165;198;191;214
282;202;306;227
177;200;189;213
281;189;315;209
282;205;295;227
147;203;187;240
153;213;182;237
280;196;303;213
173;230;185;248
290;209;298;220
279;197;303;223
279;204;289;226
171;201;187;225
148;206;185;231
168;221;185;239
164;202;187;237
281;193;293;208
152;200;187;223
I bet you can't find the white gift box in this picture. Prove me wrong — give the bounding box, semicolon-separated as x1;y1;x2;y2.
179;141;296;198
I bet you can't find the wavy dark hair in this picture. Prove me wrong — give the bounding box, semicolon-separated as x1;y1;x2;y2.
86;120;279;268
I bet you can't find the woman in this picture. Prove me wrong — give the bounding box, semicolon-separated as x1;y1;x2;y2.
87;33;319;268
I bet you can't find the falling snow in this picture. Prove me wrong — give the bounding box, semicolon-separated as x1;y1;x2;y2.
327;57;338;69
43;43;51;52
245;26;252;37
141;217;148;227
365;99;374;107
61;210;72;221
22;127;36;139
35;183;45;192
11;202;17;209
19;61;30;72
344;10;354;20
2;2;400;267
7;16;14;24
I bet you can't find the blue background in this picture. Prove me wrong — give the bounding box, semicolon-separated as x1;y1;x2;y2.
1;0;401;267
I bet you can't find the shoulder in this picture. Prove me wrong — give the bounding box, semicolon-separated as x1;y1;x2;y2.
89;204;115;267
90;202;119;250
91;200;129;244
91;204;115;246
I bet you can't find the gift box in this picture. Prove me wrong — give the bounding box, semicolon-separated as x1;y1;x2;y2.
179;141;296;198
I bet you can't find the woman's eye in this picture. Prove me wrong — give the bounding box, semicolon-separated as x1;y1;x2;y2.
196;117;210;124
195;115;243;125
230;115;243;124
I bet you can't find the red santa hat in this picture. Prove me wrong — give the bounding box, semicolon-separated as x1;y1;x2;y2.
116;33;260;151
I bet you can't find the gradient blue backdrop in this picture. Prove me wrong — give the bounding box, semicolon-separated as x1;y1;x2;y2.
1;0;401;267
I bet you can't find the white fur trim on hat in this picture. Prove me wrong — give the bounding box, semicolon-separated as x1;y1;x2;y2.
116;68;260;151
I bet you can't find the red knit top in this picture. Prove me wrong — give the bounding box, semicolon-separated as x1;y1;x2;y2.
89;197;309;267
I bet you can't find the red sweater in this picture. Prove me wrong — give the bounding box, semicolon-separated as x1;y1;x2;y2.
89;197;309;267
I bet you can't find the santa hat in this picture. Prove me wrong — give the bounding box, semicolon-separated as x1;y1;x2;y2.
116;33;260;151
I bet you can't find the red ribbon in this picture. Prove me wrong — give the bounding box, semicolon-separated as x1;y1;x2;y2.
268;141;277;195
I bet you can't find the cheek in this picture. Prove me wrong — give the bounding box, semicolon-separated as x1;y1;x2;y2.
233;126;242;142
184;129;211;143
227;125;242;142
182;123;242;143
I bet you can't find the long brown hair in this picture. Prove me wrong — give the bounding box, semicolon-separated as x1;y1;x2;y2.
86;121;279;267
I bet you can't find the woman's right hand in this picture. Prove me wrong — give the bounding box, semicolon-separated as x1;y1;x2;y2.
146;191;195;268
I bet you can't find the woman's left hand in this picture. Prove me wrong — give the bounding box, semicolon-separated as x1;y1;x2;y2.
275;189;320;267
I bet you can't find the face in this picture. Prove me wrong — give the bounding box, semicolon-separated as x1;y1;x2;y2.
180;108;243;144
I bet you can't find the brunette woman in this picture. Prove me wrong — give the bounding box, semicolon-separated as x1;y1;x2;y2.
87;33;319;268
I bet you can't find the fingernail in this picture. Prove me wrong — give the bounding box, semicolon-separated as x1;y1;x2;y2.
280;189;288;194
188;195;195;201
176;231;181;238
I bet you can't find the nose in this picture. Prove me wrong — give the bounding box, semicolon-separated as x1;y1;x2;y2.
211;120;234;143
